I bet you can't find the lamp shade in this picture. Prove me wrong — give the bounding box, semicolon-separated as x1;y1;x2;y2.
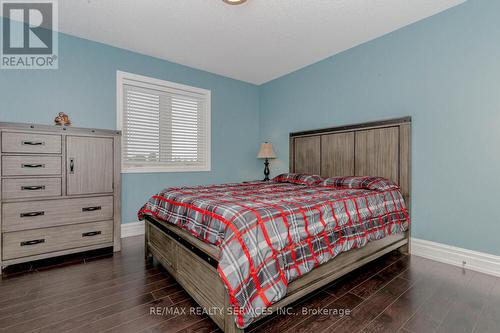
257;143;276;159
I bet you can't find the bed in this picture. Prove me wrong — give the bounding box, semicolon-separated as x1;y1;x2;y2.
140;117;411;332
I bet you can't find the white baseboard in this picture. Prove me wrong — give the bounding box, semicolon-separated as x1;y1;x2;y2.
411;237;500;277
121;221;145;238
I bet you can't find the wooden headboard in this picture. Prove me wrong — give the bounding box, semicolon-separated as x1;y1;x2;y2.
289;117;411;199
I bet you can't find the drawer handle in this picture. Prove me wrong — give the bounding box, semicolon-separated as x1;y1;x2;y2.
21;185;46;191
82;231;102;237
22;164;45;168
22;141;45;146
82;206;101;212
21;239;45;246
20;211;45;218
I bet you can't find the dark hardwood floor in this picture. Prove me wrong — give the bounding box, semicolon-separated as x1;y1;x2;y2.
1;236;499;333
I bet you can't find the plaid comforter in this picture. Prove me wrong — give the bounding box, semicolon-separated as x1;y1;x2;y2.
139;177;409;328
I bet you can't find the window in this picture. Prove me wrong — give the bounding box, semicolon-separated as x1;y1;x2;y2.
117;71;211;173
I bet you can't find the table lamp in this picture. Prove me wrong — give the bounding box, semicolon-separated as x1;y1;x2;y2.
257;142;276;181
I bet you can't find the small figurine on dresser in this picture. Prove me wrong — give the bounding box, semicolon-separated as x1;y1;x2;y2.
54;112;71;126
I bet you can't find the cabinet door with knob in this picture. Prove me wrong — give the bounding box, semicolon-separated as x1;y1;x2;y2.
66;136;114;195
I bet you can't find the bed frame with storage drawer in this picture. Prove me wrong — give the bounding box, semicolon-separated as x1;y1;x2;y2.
145;117;412;332
0;122;121;274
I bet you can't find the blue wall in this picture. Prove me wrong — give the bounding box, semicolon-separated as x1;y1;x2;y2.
260;0;500;255
0;30;262;223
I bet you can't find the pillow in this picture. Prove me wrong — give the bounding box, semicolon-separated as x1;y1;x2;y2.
272;173;323;186
318;176;399;191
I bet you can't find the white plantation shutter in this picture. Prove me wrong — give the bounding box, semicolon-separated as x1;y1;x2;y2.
123;87;161;164
118;72;211;172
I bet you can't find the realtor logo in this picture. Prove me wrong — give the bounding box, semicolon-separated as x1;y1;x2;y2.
1;0;58;69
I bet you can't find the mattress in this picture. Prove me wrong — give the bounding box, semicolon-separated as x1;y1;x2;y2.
139;177;409;328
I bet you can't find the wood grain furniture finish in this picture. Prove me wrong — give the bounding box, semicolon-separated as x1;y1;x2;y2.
354;127;399;183
2;220;114;260
293;136;321;175
2;155;62;176
66;136;114;195
290;117;411;199
2;196;114;232
0;122;121;274
1;132;62;154
2;177;62;199
145;117;412;333
320;132;355;177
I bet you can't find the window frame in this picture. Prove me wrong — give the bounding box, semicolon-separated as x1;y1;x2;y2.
116;70;211;174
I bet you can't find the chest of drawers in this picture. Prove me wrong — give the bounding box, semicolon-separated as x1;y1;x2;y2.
0;122;121;274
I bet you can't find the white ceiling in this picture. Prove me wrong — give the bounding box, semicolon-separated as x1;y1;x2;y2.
59;0;466;85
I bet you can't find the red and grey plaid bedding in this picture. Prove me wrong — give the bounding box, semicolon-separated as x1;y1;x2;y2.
138;176;409;328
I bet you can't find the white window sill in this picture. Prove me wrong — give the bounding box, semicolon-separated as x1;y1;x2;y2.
122;166;211;174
